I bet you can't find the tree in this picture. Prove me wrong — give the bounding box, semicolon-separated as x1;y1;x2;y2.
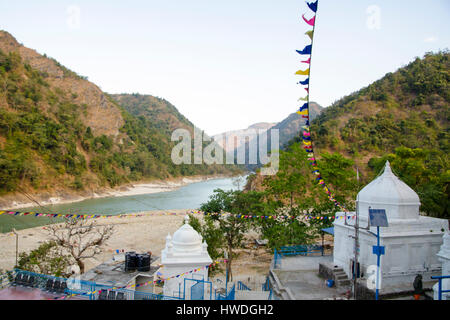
368;147;449;218
186;214;225;276
46;218;114;274
17;241;71;277
256;207;316;250
199;189;249;282
263;143;309;208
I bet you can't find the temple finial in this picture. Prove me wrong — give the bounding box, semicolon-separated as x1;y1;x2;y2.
384;160;394;176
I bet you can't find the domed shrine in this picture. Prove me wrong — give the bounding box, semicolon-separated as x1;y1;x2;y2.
333;161;449;292
159;215;212;298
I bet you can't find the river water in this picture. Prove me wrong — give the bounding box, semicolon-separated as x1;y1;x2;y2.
0;176;245;233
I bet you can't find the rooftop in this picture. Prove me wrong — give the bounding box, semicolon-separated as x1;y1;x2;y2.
77;254;160;288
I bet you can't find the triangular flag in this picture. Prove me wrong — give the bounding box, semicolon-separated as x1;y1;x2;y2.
299;102;308;111
298;96;309;101
302;57;311;64
305;30;314;41
296;44;312;55
307;1;318;13
302;14;316;26
295;68;310;76
298;78;309;85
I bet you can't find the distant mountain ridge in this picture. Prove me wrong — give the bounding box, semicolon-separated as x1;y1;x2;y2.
212;102;323;168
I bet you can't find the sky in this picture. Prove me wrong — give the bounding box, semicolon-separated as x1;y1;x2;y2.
0;0;449;136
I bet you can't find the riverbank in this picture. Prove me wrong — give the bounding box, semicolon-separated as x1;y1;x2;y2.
0;209;271;282
0;174;236;211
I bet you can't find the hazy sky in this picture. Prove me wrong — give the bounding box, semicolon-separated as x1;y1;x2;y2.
1;0;449;136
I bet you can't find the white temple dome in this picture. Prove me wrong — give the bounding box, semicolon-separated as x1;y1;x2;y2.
170;215;203;253
357;161;421;220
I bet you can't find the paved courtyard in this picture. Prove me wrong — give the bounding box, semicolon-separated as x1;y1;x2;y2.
273;255;350;300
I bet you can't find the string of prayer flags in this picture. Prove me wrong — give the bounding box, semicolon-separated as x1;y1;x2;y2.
0;210;196;220
294;1;349;213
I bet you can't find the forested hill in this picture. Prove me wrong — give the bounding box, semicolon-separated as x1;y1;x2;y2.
251;51;449;218
110;93;195;136
0;30;238;204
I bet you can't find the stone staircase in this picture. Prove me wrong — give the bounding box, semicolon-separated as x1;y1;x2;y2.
319;263;351;288
333;268;351;287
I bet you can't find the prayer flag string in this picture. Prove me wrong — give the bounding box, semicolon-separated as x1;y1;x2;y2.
296;1;348;212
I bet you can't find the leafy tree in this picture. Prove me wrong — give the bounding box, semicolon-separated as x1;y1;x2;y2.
263;143;309;208
255;207;316;250
186;214;225;276
368;147;449;218
17;241;71;277
199;189;249;282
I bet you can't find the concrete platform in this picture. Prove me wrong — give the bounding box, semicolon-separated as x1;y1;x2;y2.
272;255;351;300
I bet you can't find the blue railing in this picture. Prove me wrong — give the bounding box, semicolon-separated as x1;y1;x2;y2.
273;249;283;269
273;245;324;270
278;244;324;256
216;283;236;300
10;269;182;300
431;275;450;300
237;281;251;291
262;276;270;291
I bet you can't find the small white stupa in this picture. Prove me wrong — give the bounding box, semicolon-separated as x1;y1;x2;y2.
159;215;212;299
333;161;449;291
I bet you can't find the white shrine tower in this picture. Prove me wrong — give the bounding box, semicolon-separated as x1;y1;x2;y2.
333;161;449;291
433;232;450;300
159;215;212;299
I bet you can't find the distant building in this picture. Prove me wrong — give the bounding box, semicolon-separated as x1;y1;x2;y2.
333;161;448;292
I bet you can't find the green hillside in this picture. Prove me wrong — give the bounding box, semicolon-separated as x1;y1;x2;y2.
252;51;449;218
111;93;195;135
0;30;239;203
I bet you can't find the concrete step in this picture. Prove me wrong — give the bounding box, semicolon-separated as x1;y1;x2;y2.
337;279;351;286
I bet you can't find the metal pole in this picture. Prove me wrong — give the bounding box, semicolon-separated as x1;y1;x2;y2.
438;279;442;301
12;228;18;267
224;251;228;293
353;196;359;300
376;226;380;300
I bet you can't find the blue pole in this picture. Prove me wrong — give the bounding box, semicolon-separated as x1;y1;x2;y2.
225;266;228;293
376;226;380;300
438;279;442;301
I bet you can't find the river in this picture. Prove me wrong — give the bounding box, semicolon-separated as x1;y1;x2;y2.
0;176;246;233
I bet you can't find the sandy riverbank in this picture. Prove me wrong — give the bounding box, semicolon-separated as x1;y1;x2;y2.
0;174;234;210
0;209;272;282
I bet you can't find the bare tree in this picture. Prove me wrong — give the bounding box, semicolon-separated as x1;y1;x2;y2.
47;218;114;274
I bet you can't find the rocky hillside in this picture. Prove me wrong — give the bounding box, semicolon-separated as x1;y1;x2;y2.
272;102;323;148
212;122;276;153
0;30;238;205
